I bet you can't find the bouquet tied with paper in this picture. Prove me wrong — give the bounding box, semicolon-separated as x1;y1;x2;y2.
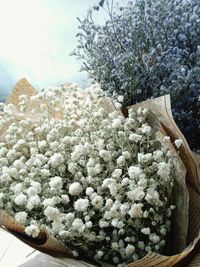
0;79;200;267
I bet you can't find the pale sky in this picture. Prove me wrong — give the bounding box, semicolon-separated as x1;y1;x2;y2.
0;0;107;95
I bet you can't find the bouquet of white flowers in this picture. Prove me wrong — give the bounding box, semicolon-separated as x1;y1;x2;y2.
0;79;199;267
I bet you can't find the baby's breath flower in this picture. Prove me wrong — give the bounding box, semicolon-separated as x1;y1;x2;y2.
91;195;103;209
141;227;151;235
14;193;27;206
129;133;142;143
117;95;124;103
43;197;58;207
86;187;94;196
85;221;93;228
97;250;104;259
69;182;83;196
149;234;161;244
72;218;84;231
27;195;40;210
0;173;11;182
74;198;89;212
138;153;152;164
117;155;126;167
61;195;70;204
49;153;64;168
174;139;183;149
49;176;62;189
121;177;129;186
44;206;60;221
31;181;41;192
145;188;161;206
25;225;40;238
112;118;122;129
65;212;75;222
27;187;37;196
59;230;70;238
157;162;171;179
127;187;145;201
128;166;142;179
125;244;135;256
112;168;122;178
122;151;131;159
141;124;151;135
128;203;143;218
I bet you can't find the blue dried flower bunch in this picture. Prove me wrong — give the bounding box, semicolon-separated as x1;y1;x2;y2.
73;0;200;150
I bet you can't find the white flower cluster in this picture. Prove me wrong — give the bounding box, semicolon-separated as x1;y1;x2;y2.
0;84;176;266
